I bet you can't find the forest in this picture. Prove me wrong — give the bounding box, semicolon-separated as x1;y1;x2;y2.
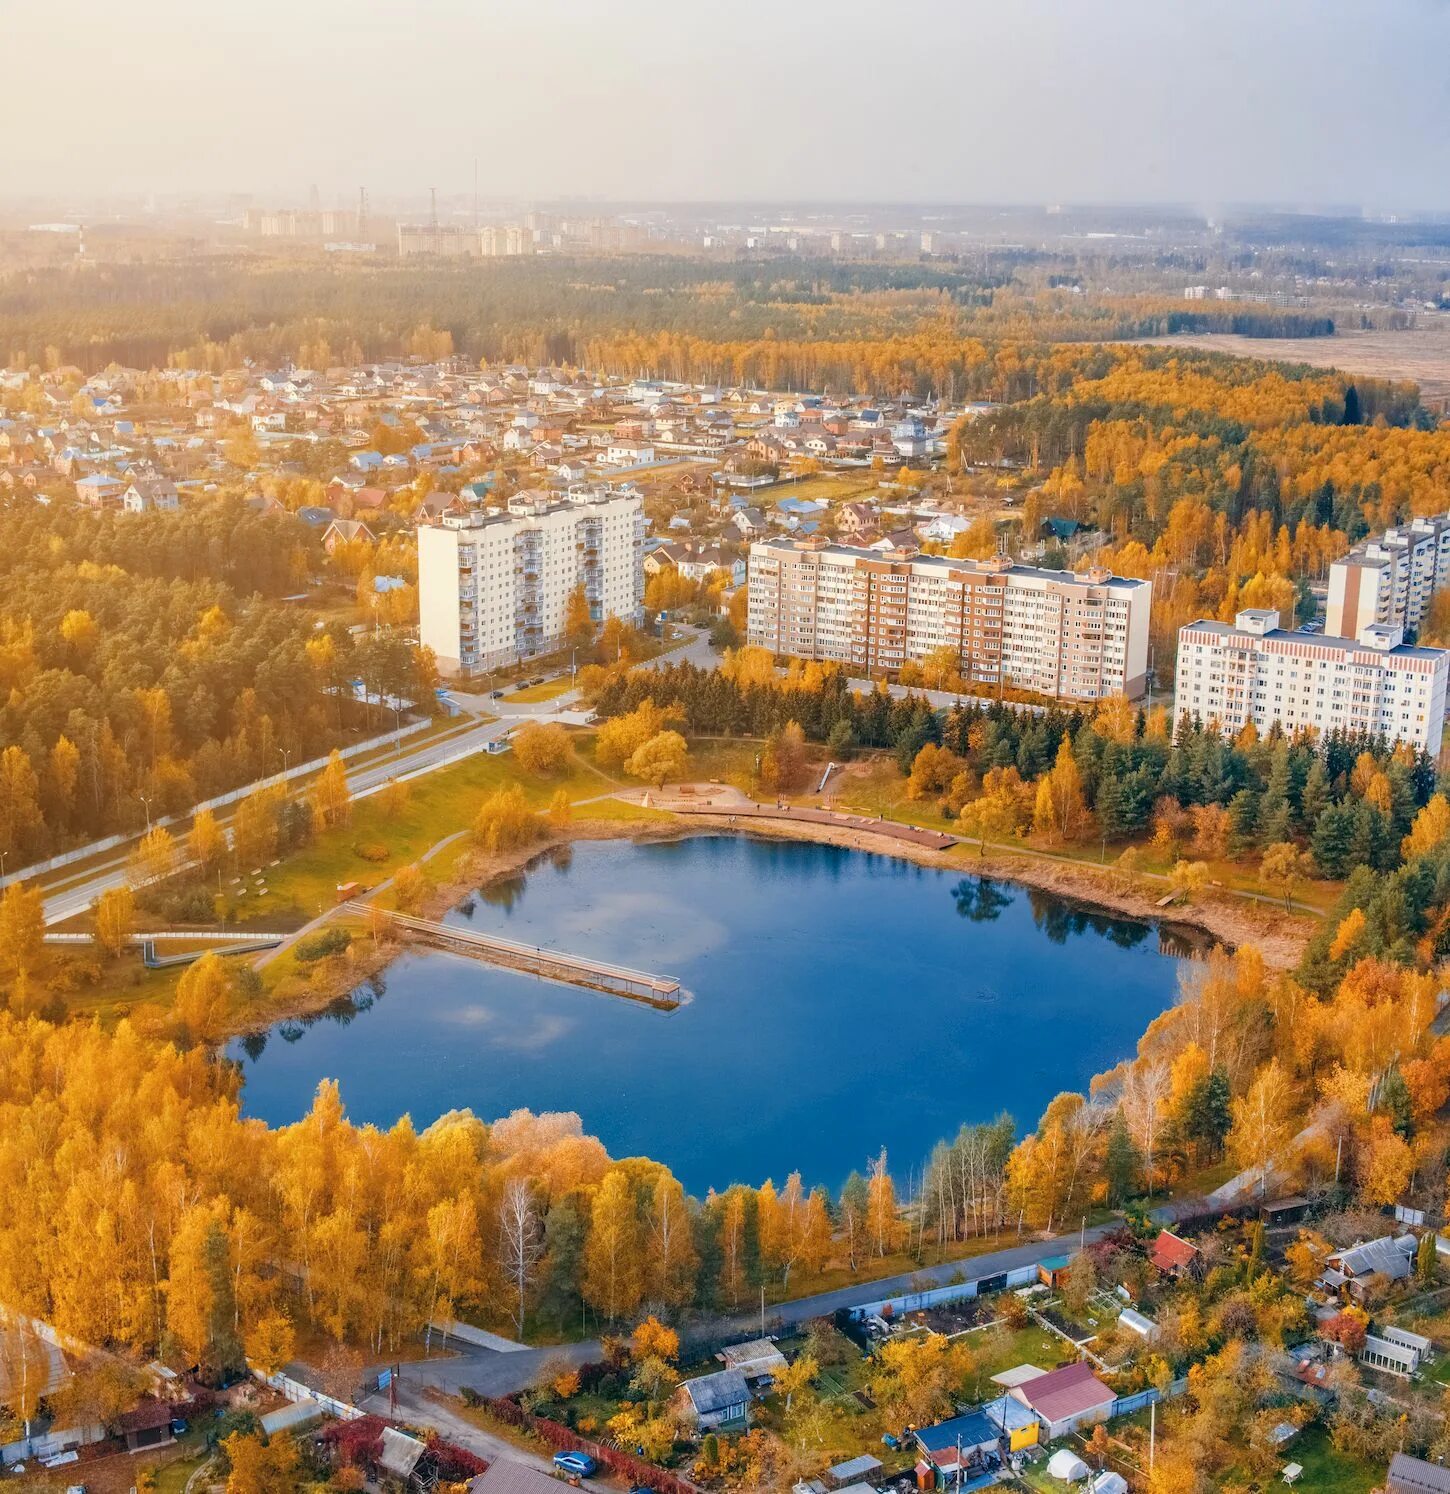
0;497;436;861
0;256;1333;378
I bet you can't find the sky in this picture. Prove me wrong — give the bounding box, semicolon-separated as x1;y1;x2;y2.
5;0;1450;209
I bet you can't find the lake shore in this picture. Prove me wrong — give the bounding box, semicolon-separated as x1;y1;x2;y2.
248;797;1316;1040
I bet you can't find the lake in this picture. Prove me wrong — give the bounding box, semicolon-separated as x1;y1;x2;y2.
229;835;1201;1195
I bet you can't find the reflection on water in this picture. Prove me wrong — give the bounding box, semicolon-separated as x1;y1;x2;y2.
230;835;1203;1193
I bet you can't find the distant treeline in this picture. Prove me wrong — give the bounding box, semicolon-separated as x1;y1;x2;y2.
0;256;1335;379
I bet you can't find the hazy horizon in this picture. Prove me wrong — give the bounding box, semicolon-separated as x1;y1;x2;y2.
7;0;1450;210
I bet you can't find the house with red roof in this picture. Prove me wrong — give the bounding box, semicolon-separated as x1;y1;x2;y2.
1150;1229;1200;1278
1007;1361;1116;1440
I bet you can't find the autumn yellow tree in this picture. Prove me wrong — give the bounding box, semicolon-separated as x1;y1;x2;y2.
564;583;595;652
309;750;352;832
625;730;689;789
595;699;669;772
582;1168;646;1321
0;880;44;980
512;722;571;777
1227;1059;1296;1198
94;885;136;958
473;784;545;852
175;952;233;1046
129;825;179;887
1032;737;1091;845
190;807;227;873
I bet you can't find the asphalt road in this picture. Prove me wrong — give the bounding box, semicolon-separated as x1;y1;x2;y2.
39;713;511;926
384;1221;1115;1403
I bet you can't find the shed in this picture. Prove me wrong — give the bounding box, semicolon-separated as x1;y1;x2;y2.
469;1462;570;1494
378;1426;427;1480
826;1454;883;1487
1388;1452;1450;1494
719;1338;788;1382
1047;1449;1090;1481
117;1399;175;1453
983;1392;1041;1450
1039;1255;1072;1289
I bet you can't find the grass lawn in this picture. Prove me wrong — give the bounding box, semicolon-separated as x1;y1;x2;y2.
1224;1422;1385;1494
248;741;619;925
834;757;1342;917
507;676;576;703
964;1321;1072;1387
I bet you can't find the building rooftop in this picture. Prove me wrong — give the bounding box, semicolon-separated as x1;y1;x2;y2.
1179;617;1446;662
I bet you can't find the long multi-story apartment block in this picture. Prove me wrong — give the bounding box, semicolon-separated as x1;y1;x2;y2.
1326;514;1450;641
746;538;1152;701
419;492;643;676
1174;608;1449;754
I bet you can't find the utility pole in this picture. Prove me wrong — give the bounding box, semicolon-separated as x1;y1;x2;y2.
1149;1399;1156;1471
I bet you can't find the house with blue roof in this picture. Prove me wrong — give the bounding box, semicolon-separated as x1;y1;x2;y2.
915;1408;1002;1484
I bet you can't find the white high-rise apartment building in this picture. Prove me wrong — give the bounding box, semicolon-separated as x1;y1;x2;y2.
419;492;644;676
1326;514;1450;641
746;538;1152;701
1174;608;1449;755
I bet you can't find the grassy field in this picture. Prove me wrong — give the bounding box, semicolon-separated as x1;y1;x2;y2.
834;756;1343;916
1136;317;1450;405
506;676;577;702
1243;1426;1378;1494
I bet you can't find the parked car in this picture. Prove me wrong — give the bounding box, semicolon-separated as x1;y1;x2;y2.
553;1451;598;1478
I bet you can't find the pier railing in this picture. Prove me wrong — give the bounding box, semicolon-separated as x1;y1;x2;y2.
343;902;683;1008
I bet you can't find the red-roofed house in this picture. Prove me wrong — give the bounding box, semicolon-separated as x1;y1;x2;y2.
1008;1361;1115;1440
1150;1229;1200;1278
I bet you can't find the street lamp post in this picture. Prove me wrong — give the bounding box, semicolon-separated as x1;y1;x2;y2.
136;792;154;832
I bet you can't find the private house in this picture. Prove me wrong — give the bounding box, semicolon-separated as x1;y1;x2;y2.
1150;1230;1200;1279
837;501;877;536
1388;1452;1450;1494
644;541;689;576
75;472;125;508
1008;1360;1116;1439
676;1367;750;1431
914;1408;1001;1484
322;517;375;553
605;439;655;467
732;507;766;539
1321;1235;1416;1301
123;478;180;512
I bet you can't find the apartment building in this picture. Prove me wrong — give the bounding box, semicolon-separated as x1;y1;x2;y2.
1326;514;1450;641
418;492;644;676
1174;608;1449;755
746;538;1152;701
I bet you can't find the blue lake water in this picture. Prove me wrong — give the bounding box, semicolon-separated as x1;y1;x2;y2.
229;835;1201;1195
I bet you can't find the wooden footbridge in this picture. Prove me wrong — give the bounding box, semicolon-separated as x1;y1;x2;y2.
343;902;683;1009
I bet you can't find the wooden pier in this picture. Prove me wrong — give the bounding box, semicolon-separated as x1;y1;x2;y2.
344;902;683;1009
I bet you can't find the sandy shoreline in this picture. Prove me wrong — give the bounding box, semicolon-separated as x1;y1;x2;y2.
245;808;1316;1039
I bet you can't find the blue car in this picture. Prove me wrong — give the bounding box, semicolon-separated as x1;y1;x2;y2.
553;1451;598;1478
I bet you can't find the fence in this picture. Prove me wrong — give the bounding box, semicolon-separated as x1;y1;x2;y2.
1111;1379;1188;1419
477;1392;705;1494
848;1263;1041;1321
0;718;430;891
257;1368;364;1424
